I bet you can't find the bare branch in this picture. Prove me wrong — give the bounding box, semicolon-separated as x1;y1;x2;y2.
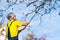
27;0;37;7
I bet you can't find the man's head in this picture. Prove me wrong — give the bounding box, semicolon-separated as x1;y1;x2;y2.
7;12;16;20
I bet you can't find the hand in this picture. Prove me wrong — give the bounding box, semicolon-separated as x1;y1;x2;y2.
22;21;30;26
27;21;30;24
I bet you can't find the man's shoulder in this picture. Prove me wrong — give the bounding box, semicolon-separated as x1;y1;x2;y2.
13;20;20;23
15;20;22;22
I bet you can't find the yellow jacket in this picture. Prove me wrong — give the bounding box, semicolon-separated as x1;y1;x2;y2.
6;20;22;37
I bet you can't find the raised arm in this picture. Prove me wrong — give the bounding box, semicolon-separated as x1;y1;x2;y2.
18;21;30;33
22;21;30;26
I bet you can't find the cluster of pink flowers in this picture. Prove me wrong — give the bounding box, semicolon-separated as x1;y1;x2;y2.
22;33;46;40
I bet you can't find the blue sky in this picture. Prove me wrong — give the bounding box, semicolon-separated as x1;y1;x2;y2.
0;0;60;40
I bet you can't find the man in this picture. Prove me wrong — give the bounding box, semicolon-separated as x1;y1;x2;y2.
6;12;30;40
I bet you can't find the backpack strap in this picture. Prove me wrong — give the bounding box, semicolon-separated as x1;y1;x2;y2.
7;20;15;27
7;20;16;39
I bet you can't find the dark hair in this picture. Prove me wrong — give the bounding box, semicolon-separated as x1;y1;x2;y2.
7;12;14;20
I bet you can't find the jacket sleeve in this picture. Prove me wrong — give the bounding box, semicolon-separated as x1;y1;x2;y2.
16;20;23;27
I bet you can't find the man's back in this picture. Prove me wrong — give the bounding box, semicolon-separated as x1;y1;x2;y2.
6;20;22;37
